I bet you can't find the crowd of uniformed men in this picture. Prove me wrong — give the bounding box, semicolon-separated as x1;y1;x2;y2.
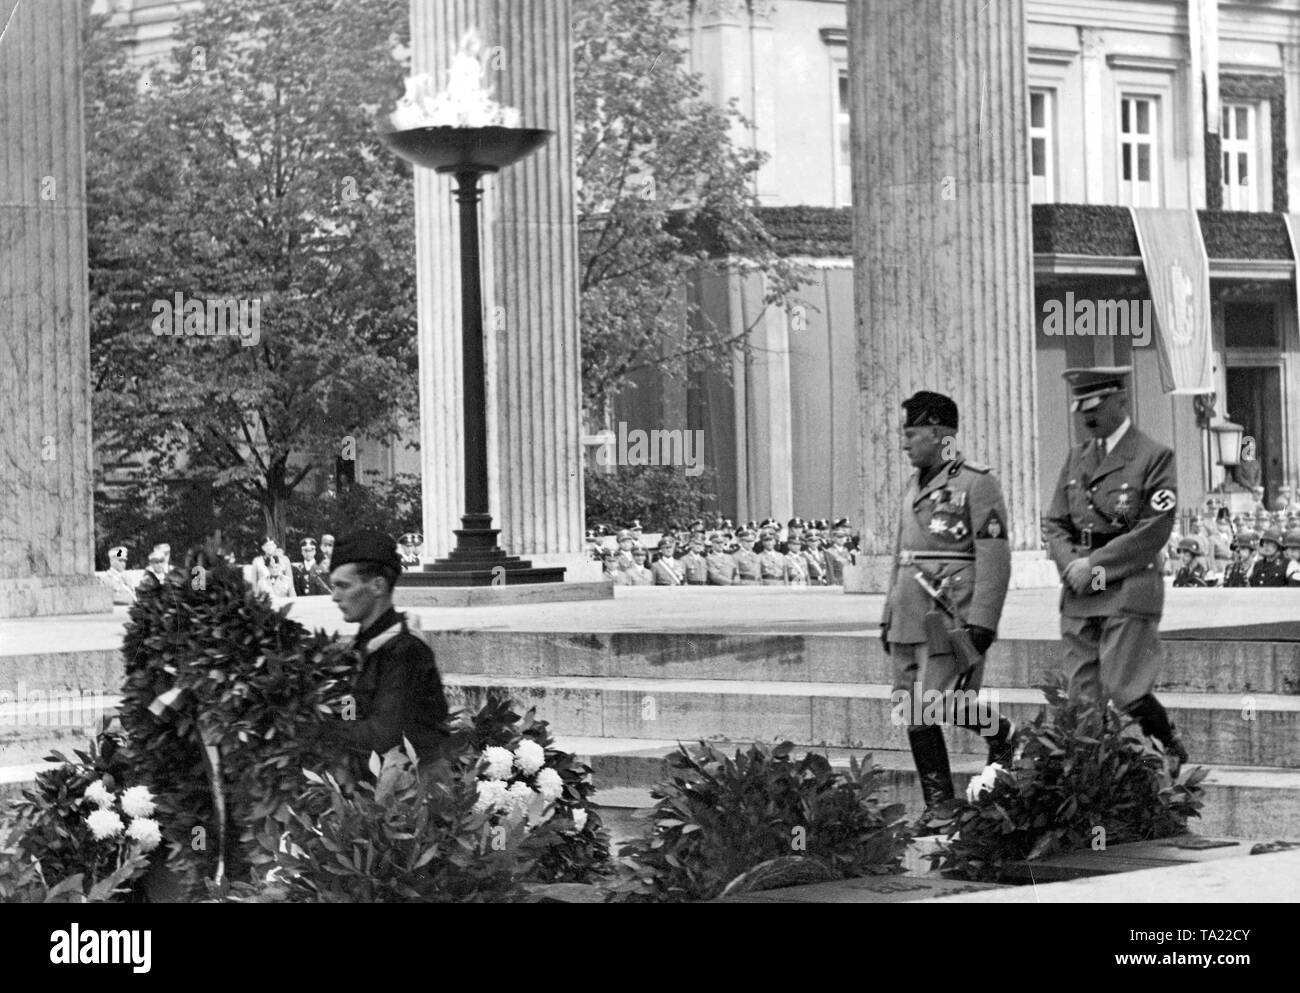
586;518;859;586
1167;484;1300;586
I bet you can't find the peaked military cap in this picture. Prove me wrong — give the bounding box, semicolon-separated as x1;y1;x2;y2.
902;391;958;430
108;545;128;562
398;532;423;546
332;530;403;573
1063;365;1131;412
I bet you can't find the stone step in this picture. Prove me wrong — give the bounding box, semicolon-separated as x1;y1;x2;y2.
551;736;1300;840
0;693;118;767
445;673;1300;768
428;630;1300;696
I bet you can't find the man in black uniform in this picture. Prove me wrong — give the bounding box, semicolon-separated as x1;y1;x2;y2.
1249;528;1288;587
1042;367;1188;774
318;530;449;763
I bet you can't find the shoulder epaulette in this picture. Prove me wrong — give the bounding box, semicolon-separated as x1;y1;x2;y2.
960;460;991;474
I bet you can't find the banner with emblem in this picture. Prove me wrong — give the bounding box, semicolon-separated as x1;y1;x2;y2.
1129;207;1214;394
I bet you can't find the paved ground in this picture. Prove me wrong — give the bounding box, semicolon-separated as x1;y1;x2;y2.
4;585;1300;656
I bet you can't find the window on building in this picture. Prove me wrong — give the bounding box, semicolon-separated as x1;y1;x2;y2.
1119;95;1159;206
1029;88;1055;202
1221;102;1258;211
837;71;851;169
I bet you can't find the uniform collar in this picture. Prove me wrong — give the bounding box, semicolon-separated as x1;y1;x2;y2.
354;606;402;651
1103;417;1131;455
914;457;962;503
1090;423;1139;483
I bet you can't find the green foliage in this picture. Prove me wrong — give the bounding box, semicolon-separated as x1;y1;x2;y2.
85;0;418;542
240;747;530;904
930;682;1208;883
433;693;612;884
609;741;912;903
584;463;718;532
118;549;356;896
2;734;154;904
573;0;805;414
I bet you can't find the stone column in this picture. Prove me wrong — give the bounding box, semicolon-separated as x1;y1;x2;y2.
846;0;1040;585
410;0;585;568
0;0;112;617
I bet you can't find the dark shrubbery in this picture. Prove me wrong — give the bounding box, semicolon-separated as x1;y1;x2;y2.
930;681;1207;882
609;741;912;903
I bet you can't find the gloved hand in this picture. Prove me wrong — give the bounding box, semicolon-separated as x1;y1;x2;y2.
880;623;891;656
966;625;995;655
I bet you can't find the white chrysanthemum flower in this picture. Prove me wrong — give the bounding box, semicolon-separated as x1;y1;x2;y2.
126;817;162;852
534;767;564;803
86;809;125;841
120;785;156;819
473;779;510;814
83;780;114;809
505;780;536;813
481;746;514;781
571;808;588;832
965;762;1005;803
513;739;545;777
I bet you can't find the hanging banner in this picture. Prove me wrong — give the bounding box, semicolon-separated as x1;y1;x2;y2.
1129;207;1214;394
1284;215;1300;352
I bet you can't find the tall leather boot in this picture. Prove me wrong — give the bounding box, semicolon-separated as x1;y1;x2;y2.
1126;693;1189;775
908;725;955;826
953;702;1016;767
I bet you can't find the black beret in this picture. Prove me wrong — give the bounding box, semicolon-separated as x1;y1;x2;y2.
331;530;402;573
902;391;958;430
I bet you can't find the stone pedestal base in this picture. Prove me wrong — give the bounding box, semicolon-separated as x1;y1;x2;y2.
843;552;1062;594
0;576;113;618
394;581;612;609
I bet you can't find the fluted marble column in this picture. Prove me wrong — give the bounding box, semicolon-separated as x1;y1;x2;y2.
0;0;112;616
847;0;1039;579
411;0;584;565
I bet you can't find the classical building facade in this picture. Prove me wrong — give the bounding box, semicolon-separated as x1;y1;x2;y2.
616;0;1300;531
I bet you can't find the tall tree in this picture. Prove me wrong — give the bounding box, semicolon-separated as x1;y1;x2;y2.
86;0;417;544
573;0;803;420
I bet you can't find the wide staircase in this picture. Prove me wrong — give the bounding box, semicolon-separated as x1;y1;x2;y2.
430;629;1300;840
4;624;1299;843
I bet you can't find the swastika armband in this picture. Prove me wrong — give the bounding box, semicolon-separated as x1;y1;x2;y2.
1149;489;1177;513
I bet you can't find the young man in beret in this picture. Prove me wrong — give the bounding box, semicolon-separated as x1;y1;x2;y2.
318;530;449;763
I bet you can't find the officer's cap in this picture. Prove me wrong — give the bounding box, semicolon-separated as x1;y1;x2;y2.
108;545;128;562
1064;366;1131;412
398;532;423;546
332;530;403;573
833;517;852;529
616;529;634;541
300;536;317;547
736;528;756;540
902;391;958;430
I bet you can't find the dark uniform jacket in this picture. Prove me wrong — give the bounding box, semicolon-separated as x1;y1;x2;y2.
325;607;449;762
883;456;1012;644
1173;561;1207;587
733;549;761;584
1043;425;1176;619
1222;560;1252;587
1249;555;1288;587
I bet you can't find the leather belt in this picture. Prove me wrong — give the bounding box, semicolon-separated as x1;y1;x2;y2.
898;551;975;565
1078;528;1124;550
